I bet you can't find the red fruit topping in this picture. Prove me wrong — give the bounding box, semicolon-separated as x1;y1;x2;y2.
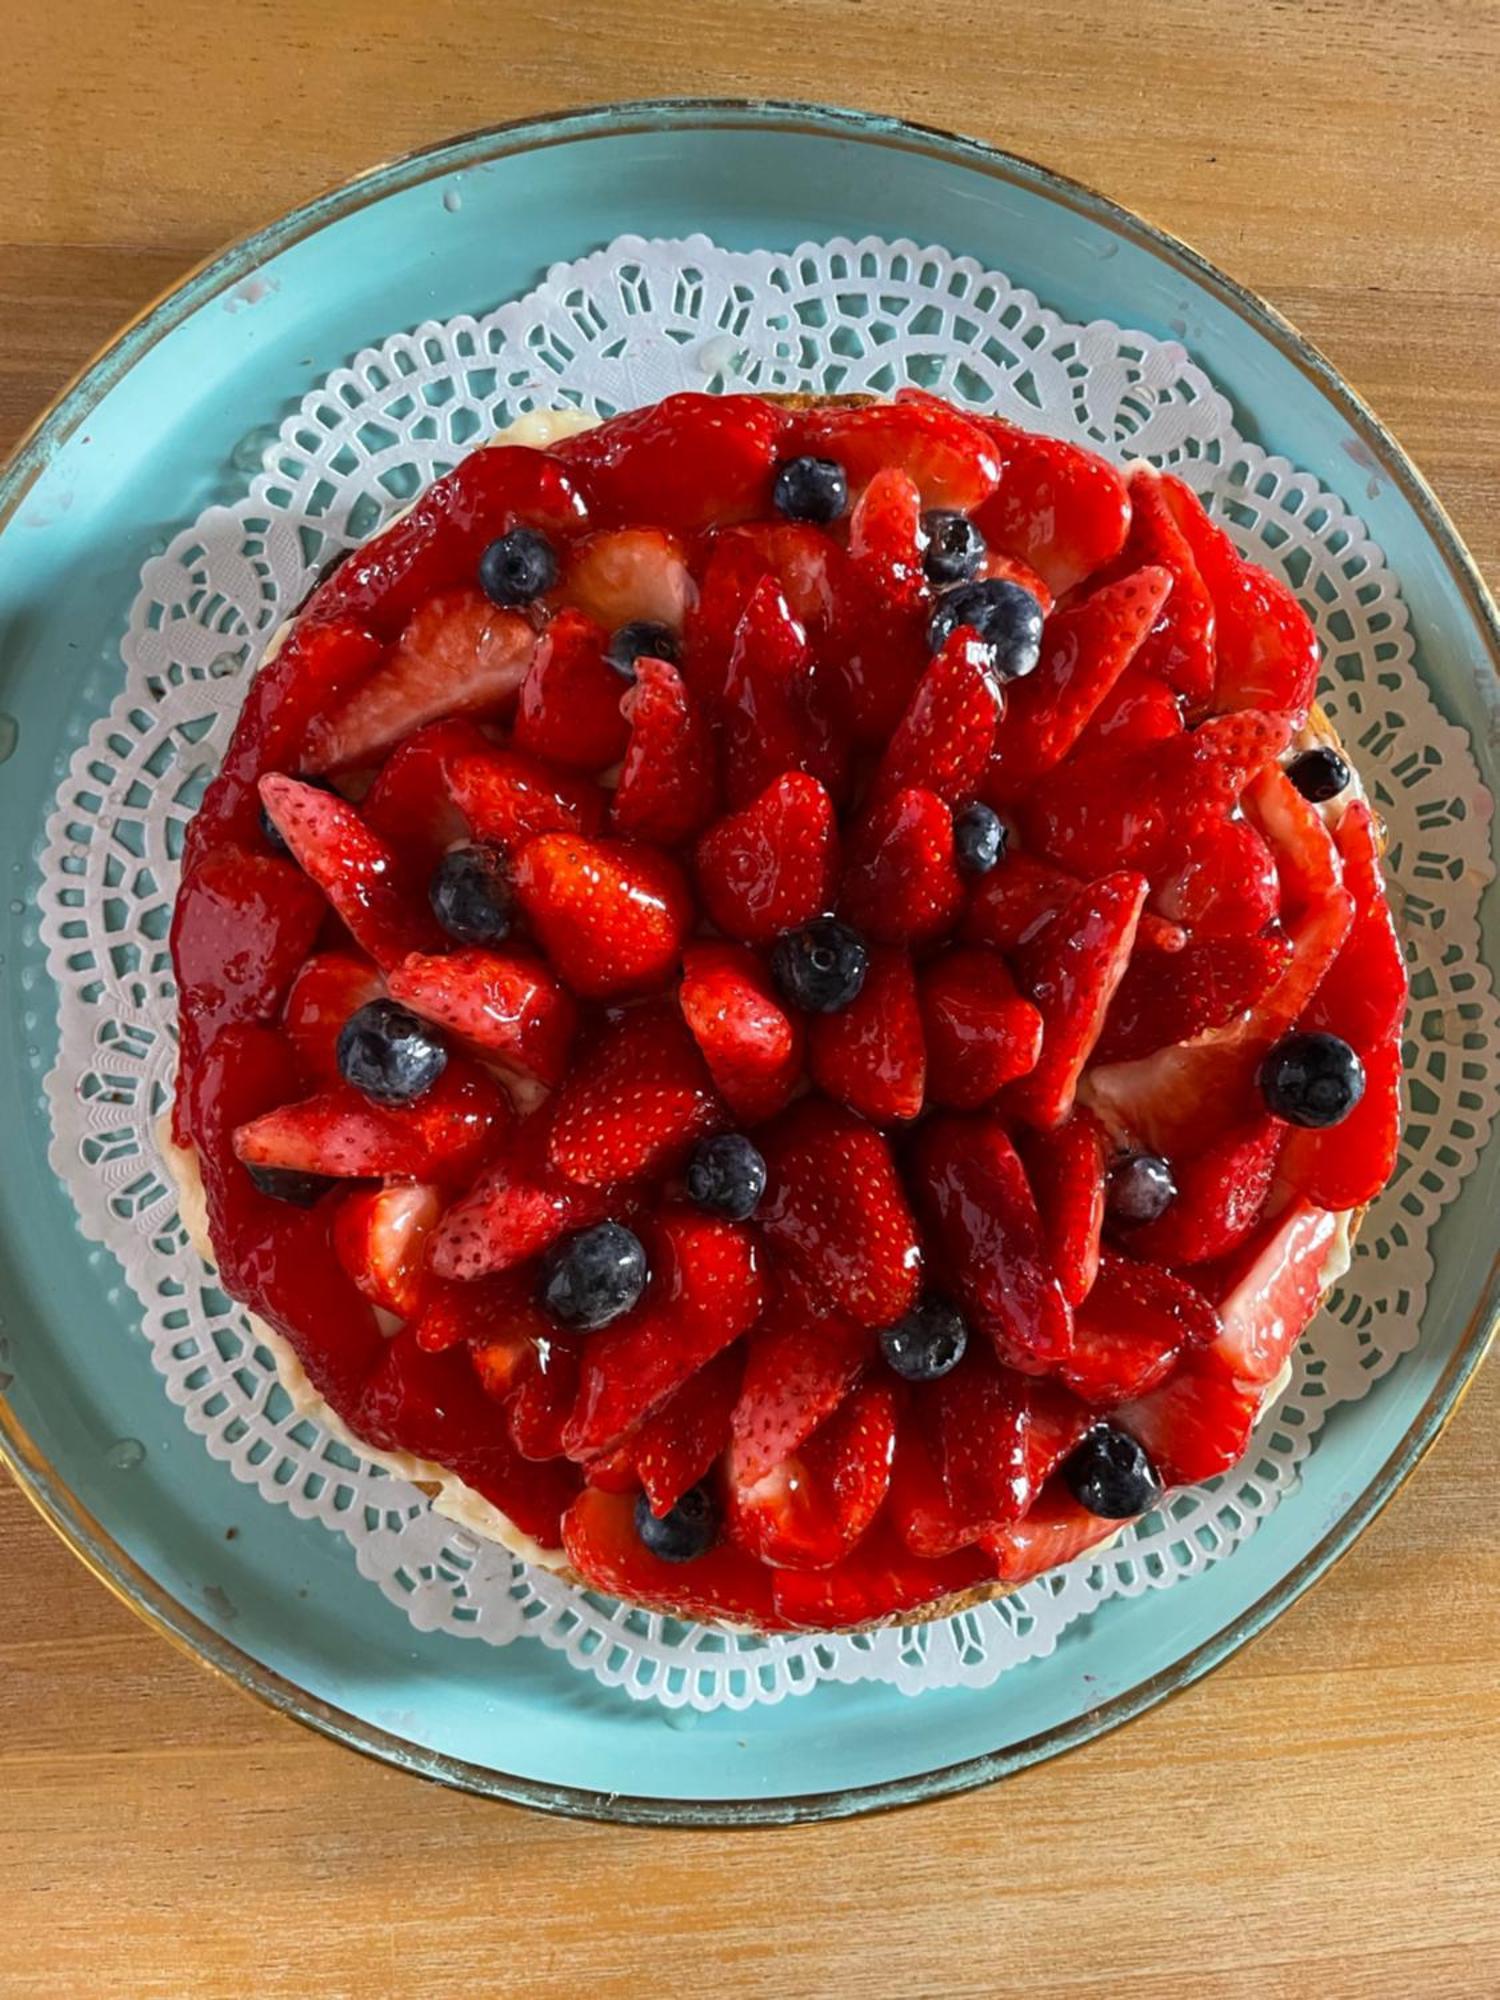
847;464;927;610
874;628;1002;804
982;1480;1126;1583
720;575;836;807
968;411;1131;593
1023;1109;1107;1306
729;1280;872;1486
1210;1199;1340;1385
1130;1116;1285;1266
808;945;926;1124
386;946;577;1086
233;1061;506;1186
919;946;1044;1109
560;526;693;633
727;1378;898;1570
563;1484;782;1627
508;1342;583;1462
1094;929;1293;1067
895;1349;1036;1554
415;1267;550;1355
305;591;535;773
1151;815;1280;938
171;848;327;1068
910;1114;1073;1371
633;1345;745;1517
282;950;385;1084
1245;763;1342;914
564;1210;765;1456
447;742;606;849
797;396;1002;509
511;832;691;997
760;1100;922;1327
1115;1357;1261;1485
1281;1030;1402;1211
468;1324;541;1400
1062;1253;1220;1406
841;787;964;945
1305;801;1406;1050
257;773;441;967
512;608;628;772
555;392;790;533
679;940;803;1124
1008;870;1148;1129
427;1119;616;1280
612;656;718;845
332;1182;442;1319
361;717;488;864
547;1004;720;1187
1105;468;1216;707
771;1520;989;1629
695;771;839;945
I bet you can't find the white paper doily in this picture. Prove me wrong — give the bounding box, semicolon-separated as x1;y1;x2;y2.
37;234;1500;1710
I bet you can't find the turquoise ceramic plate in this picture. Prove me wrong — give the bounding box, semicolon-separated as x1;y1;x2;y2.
1;102;1496;1826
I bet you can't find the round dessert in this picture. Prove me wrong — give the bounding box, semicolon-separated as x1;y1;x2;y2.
167;389;1407;1633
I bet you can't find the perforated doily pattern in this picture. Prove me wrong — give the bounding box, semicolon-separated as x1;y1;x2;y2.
38;235;1499;1707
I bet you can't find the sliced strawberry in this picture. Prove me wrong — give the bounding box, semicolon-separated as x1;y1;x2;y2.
721;575;842;808
679;940;803;1125
1008;870;1148;1129
1210;1199;1340;1385
332;1182;443;1319
840;787;963;945
1115;1357;1262;1485
1094;930;1293;1067
1074;674;1186;756
1023;1109;1107;1306
171;847;327;1064
919;946;1044;1109
807;945;926;1124
385;946;577;1086
633;1344;744;1517
554;393;790;533
759;1099;922;1327
1062;1253;1219;1405
563;1484;783;1627
281;950;385;1085
1130;1116;1285;1265
361;716;489;865
582;1437;640;1493
727;1379;897;1570
968;411;1131;593
846;464;927;610
611;656;718;845
829;595;929;748
257;773;441;967
1281;1030;1402;1210
559;526;692;632
563;1209;765;1455
900;1349;1036;1553
873;628;1002;803
508;1342;583;1461
981;1480;1127;1583
1105;468;1216;707
232;1062;506;1186
965;849;1185;959
427;1116;616;1280
1245;763;1342;915
695;771;839;945
511;608;628;772
1305;800;1406;1049
448;742;606;850
512;832;692;998
415;1266;551;1354
682;534;772;702
729;1278;873;1485
796;396;1002;509
772;1519;989;1629
986;565;1172;790
304;590;535;772
1150;816;1280;938
909;1113;1073;1371
718;521;848;643
547;1003;720;1187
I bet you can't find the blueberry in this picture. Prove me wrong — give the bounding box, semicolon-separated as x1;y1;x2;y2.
772;455;848;524
541;1221;649;1331
1063;1426;1163;1519
686;1133;767;1221
770;918;869;1015
1286;746;1352;804
260;774;335;857
635;1482;719;1563
1106;1153;1178;1226
336;999;448;1106
953;801;1007;875
605;620;680;683
927;577;1045;681
429;844;514;945
880;1300;968;1382
246;1163;331;1208
922;509;985;586
1259;1030;1366;1129
478;526;559;606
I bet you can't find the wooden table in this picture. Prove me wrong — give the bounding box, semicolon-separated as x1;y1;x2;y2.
3;4;1497;1994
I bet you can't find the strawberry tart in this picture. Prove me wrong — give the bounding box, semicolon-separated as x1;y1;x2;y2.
166;389;1406;1632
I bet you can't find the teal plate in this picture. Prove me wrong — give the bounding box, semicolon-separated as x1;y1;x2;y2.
1;102;1497;1826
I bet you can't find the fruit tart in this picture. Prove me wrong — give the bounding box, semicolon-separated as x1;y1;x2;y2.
166;388;1407;1632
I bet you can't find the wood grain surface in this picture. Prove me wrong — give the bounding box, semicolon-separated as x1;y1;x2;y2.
2;3;1497;1994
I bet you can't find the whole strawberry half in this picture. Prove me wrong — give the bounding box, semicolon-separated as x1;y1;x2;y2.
257;774;442;968
840;787;964;946
919;945;1044;1110
612;655;718;846
387;946;577;1086
512;832;692;998
679;940;804;1124
695;771;839;945
726;1378;898;1571
427;1113;619;1280
547;1003;721;1187
807;944;926;1125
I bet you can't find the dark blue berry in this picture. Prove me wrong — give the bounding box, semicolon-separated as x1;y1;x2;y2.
246;1163;331;1208
478;526;559;606
605;620;680;683
541;1221;649;1331
772;454;848;524
953;801;1007;875
880;1300;968;1382
928;577;1045;681
770;918;869;1015
635;1482;719;1563
1259;1030;1366;1129
686;1133;767;1221
1106;1153;1177;1226
922;509;985;586
336;999;448;1106
260;774;335;857
429;844;514;945
1064;1426;1163;1519
1286;746;1351;804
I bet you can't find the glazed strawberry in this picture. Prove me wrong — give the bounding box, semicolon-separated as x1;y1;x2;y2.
1008;870;1148;1129
807;945;926;1124
1151;815;1280;938
1073;674;1185;756
547;1004;720;1187
873;628;1002;803
759;1100;922;1327
305;591;535;773
840;787;963;945
1062;1254;1220;1406
727;1379;898;1570
171;848;327;1070
729;1278;872;1485
771;1520;989;1629
695;771;838;945
679;941;803;1124
1129;1117;1284;1265
511;832;691;997
511;608;629;772
427;1118;616;1280
894;1350;1036;1554
611;656;718;845
1281;1031;1401;1211
508;1343;584;1461
982;1481;1124;1583
554;392;790;532
794;396;1002;509
257;773;442;967
720;575;843;808
447;741;606;849
918;946;1044;1108
559;526;693;633
415;1267;551;1355
1104;468;1216;706
361;717;488;864
332;1182;443;1319
1209;1200;1340;1385
1304;801;1406;1049
1114;1357;1261;1484
564;1209;765;1456
1245;763;1342;913
233;1061;506;1186
1093;930;1293;1067
966;409;1132;593
910;1114;1073;1371
846;465;926;610
281;951;385;1084
1023;1110;1107;1306
564;1485;782;1627
633;1346;744;1517
386;947;577;1086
